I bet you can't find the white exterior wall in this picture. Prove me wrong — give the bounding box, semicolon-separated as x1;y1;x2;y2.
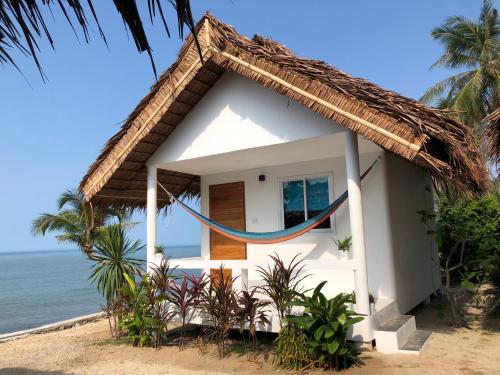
200;151;396;300
384;154;441;314
147;69;439;320
148;71;343;171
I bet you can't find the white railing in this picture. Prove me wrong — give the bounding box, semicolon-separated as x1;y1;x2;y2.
165;256;359;294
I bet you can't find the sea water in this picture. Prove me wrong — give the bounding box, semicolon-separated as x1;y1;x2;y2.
0;245;200;335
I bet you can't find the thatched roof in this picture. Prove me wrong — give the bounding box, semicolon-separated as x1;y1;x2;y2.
79;13;487;208
484;108;500;166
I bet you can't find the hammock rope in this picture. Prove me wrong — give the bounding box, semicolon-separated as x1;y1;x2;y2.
156;158;379;244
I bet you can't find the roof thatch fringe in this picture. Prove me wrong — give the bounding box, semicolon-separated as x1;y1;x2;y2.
79;13;487;209
484;109;499;167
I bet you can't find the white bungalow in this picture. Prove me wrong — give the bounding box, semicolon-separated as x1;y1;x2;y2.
80;14;485;354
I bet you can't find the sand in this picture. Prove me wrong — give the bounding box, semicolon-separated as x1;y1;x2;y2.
0;298;499;375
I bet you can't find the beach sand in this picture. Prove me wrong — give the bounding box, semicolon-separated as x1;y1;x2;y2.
0;298;499;375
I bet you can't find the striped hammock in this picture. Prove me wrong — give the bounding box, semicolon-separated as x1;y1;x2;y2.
158;159;378;244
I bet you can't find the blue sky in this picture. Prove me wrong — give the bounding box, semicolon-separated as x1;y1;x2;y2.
0;0;484;252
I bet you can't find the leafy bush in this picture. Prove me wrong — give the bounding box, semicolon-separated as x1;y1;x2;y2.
424;194;500;324
148;259;177;348
287;281;363;371
167;272;207;349
119;273;158;347
201;266;240;358
257;253;309;327
273;323;310;370
436;195;500;289
90;224;144;302
237;287;271;356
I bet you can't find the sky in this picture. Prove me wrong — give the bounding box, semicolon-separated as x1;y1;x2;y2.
0;0;486;252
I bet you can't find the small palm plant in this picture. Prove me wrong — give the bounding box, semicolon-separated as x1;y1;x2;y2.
333;236;352;253
32;189;129;259
89;224;144;302
257;253;309;327
167;273;207;349
237;287;271;357
201;266;240;358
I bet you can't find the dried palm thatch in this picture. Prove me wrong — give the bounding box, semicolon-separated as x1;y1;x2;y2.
484;108;500;167
79;13;488;209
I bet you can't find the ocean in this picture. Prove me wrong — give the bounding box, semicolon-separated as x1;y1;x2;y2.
0;245;200;335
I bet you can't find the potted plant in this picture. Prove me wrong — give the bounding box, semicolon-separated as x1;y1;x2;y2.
154;244;166;262
333;236;352;260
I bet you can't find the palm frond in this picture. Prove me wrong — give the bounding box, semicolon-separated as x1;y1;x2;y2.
0;0;199;79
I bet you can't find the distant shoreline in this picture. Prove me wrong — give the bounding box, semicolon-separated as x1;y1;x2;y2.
0;312;104;343
0;244;201;256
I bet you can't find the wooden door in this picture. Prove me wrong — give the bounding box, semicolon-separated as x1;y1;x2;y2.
209;181;246;279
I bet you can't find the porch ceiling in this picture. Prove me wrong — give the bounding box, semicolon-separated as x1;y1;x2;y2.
157;133;381;176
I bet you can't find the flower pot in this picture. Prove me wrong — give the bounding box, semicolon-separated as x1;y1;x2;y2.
339;250;350;260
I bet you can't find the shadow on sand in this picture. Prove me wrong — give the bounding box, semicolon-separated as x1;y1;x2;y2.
0;369;68;375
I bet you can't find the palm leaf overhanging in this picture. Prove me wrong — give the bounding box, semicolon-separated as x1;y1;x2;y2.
421;0;499;131
32;188;130;258
0;0;200;79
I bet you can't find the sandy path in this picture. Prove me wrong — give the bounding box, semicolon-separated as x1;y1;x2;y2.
0;303;499;375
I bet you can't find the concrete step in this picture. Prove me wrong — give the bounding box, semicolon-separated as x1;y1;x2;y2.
372;298;398;329
399;329;432;355
374;315;416;354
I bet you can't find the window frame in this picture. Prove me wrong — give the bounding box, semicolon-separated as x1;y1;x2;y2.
278;171;335;234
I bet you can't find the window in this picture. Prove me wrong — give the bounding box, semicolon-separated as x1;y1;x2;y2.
281;175;332;230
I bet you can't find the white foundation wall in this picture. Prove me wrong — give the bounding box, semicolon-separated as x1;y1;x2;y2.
200;151;398;300
384;154;441;314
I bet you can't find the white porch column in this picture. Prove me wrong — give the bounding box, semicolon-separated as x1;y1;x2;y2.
344;131;373;340
147;165;157;272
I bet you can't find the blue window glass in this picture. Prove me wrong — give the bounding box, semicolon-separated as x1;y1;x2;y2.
282;180;305;229
306;177;330;229
282;176;331;230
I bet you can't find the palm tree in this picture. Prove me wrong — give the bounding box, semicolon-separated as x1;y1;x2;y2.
32;189;128;259
421;0;499;133
90;224;144;302
1;1;200;79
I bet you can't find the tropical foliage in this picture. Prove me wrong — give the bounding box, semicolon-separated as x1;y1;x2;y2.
272;323;310;370
237;287;271;356
32;189;128;258
119;273;159;347
90;224;144;302
333;236;352;253
419;194;500;325
201;266;240;358
421;0;499;131
287;282;363;371
167;272;207;349
257;253;309;327
1;0;199;78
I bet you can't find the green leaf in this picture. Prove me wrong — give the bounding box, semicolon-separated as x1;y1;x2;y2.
314;325;327;341
327;341;339;354
338;313;347;325
325;328;334;339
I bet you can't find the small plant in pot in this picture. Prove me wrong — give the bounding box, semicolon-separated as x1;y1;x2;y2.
333;236;352;260
154;244;165;261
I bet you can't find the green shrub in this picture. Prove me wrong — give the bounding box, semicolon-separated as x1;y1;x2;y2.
273;323;310;370
119;273;158;347
257;253;309;327
436;195;500;289
201;266;240;358
287;281;363;371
